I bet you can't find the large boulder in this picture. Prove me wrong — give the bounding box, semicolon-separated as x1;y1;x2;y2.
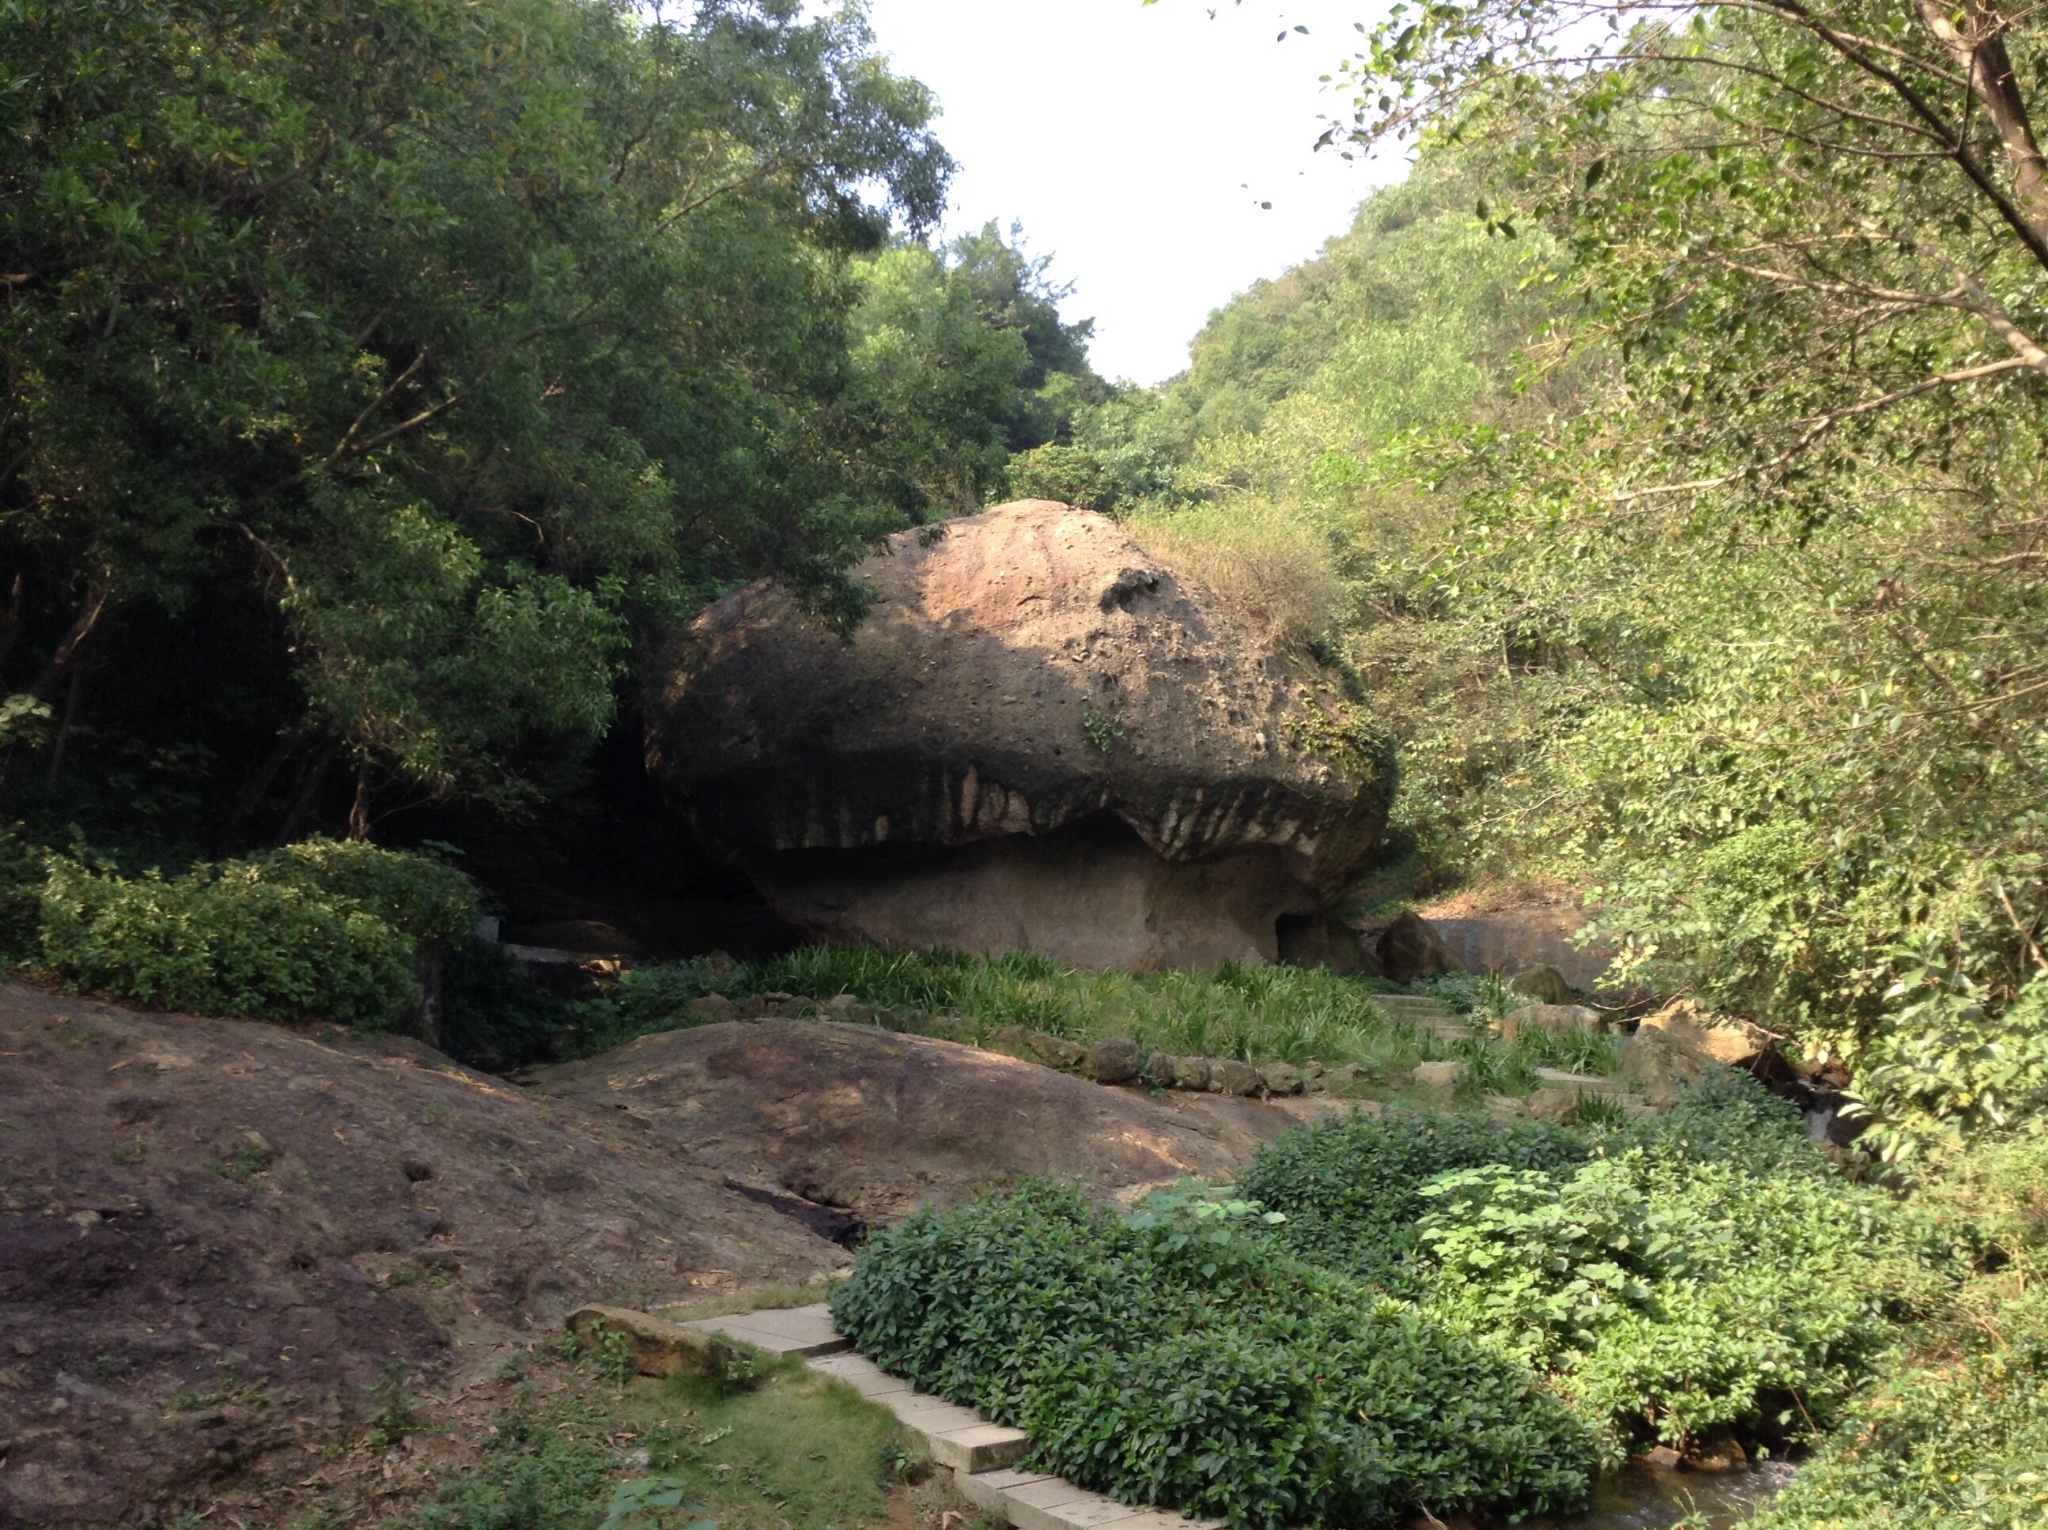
529;1019;1304;1221
1375;909;1462;985
649;501;1391;971
1621;998;1779;1107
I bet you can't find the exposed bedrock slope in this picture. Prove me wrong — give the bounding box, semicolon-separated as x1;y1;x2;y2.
530;1019;1326;1224
650;500;1391;969
0;983;843;1527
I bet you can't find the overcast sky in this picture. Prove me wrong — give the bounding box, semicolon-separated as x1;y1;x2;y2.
861;0;1405;385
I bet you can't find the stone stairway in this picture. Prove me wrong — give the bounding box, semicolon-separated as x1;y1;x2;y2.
1369;993;1481;1043
678;1305;1222;1530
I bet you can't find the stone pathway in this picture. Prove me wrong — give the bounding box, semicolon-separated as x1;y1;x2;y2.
1370;993;1479;1043
680;1305;1220;1530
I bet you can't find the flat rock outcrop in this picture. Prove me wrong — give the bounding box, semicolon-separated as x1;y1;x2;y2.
649;500;1391;969
529;1019;1321;1222
0;982;845;1527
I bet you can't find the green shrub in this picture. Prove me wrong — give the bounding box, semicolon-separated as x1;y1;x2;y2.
254;838;477;944
38;838;475;1029
1238;1105;1589;1285
1745;1282;2048;1529
830;1180;1597;1529
1407;1079;1950;1459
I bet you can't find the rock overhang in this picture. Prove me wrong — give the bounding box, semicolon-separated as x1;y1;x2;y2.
648;500;1391;969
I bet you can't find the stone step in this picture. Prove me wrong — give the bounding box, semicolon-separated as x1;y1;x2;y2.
1532;1067;1628;1097
677;1303;852;1359
687;1304;1220;1530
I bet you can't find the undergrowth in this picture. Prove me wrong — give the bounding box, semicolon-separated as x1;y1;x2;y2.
533;944;1629;1090
833;1075;1982;1527
830;1179;1597;1529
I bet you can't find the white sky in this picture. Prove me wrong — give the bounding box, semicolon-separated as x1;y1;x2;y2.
862;0;1406;385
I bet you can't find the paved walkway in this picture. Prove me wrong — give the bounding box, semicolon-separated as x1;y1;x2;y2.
679;1305;1218;1530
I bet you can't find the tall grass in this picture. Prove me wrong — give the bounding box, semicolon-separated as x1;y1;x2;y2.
597;944;1630;1088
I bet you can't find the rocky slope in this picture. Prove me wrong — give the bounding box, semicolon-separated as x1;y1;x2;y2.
0;983;843;1526
0;985;1332;1525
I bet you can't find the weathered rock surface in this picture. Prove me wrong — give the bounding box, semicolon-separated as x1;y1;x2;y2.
650;501;1391;970
1507;964;1575;1006
1423;897;1616;990
1082;1036;1143;1084
1499;1002;1607;1041
528;1020;1317;1223
1412;1059;1469;1090
1621;999;1778;1107
0;983;845;1528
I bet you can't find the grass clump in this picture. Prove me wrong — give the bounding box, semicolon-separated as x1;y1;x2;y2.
830;1179;1598;1529
304;1336;908;1530
39;838;475;1029
612;944;1560;1076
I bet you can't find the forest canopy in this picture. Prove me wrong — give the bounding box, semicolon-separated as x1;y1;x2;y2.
0;0;1103;839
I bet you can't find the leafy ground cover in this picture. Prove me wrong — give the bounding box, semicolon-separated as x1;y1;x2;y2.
830;1179;1598;1530
832;1077;1978;1528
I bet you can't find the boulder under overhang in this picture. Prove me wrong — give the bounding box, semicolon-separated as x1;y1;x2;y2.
739;811;1324;971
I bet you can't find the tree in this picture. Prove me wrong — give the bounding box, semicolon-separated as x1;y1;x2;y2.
1311;0;2048;1059
0;0;952;829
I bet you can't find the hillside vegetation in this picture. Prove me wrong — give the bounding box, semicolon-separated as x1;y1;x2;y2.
7;0;2048;1526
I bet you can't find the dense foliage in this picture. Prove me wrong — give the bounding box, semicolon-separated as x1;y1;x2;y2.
1237;1105;1588;1284
38;837;473;1027
0;0;1106;849
837;1083;1959;1524
1076;2;2048;1161
831;1178;1598;1529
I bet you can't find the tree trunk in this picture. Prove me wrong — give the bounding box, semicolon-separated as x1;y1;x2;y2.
27;585;112;704
221;726;309;851
276;739;338;844
43;659;84;789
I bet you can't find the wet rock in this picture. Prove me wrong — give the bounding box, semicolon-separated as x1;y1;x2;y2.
1506;964;1574;1006
1208;1059;1261;1097
1682;1427;1750;1472
1083;1037;1143;1084
1376;911;1462;985
651;501;1392;972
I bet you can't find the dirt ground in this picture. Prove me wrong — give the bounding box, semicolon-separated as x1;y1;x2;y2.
0;984;1334;1527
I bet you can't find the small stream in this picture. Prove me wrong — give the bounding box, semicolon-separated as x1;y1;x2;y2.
1541;1459;1799;1530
